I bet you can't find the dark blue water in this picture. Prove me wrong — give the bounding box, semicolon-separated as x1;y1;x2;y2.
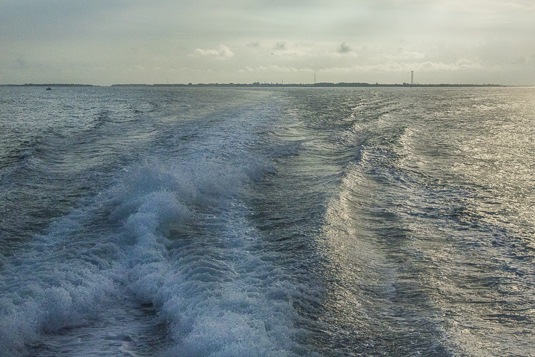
1;86;534;356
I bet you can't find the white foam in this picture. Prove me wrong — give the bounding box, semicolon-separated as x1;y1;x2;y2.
0;249;118;355
110;159;303;356
0;90;305;356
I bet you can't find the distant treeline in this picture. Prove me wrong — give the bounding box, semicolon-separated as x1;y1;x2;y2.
1;82;505;88
111;82;504;88
0;84;95;87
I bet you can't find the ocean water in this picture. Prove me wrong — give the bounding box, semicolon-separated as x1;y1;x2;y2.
1;86;534;356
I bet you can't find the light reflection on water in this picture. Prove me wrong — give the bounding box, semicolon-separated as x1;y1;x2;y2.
319;88;535;356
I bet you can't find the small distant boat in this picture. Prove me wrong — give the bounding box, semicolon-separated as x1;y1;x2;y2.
46;87;52;90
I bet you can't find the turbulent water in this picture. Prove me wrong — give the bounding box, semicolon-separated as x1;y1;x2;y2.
1;86;534;356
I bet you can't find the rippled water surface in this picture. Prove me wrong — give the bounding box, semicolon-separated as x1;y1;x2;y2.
1;86;534;356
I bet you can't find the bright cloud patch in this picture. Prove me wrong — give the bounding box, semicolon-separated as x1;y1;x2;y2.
190;45;235;59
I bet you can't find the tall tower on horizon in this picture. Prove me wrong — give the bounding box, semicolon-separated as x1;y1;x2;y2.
411;71;414;85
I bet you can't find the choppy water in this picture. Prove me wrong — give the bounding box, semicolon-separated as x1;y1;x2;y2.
1;86;534;356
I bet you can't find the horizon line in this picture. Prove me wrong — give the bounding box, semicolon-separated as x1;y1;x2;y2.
1;82;519;88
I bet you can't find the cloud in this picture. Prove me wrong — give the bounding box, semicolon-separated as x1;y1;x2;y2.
268;42;317;58
246;41;260;48
1;1;533;84
190;45;235;59
274;41;287;51
322;57;484;74
393;48;426;60
337;42;352;54
240;65;312;73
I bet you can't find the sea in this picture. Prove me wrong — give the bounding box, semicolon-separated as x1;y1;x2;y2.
0;85;534;356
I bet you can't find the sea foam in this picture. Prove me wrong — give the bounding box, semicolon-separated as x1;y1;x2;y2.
110;158;303;356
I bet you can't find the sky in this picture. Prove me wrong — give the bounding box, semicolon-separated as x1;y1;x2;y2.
1;0;534;85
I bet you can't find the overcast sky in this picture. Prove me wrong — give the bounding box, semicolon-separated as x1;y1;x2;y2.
1;0;534;85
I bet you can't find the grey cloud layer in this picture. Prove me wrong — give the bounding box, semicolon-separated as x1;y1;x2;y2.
1;0;533;84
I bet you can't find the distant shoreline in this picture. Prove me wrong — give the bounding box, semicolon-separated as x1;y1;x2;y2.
111;82;507;88
0;82;512;88
0;83;96;87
